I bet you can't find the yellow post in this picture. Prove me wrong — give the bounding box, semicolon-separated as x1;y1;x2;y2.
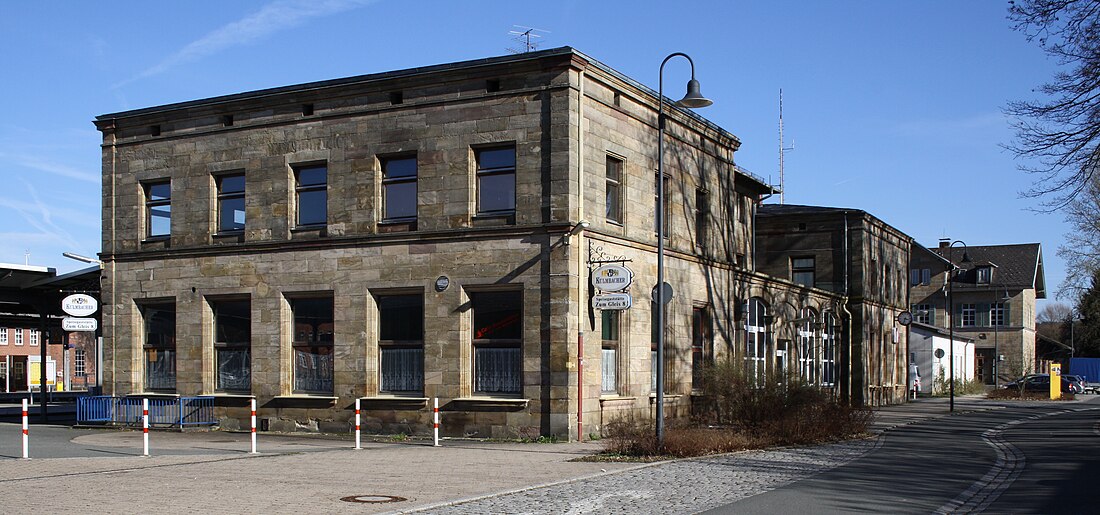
1050;363;1061;400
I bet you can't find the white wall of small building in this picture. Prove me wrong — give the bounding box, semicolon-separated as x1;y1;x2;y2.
909;328;974;394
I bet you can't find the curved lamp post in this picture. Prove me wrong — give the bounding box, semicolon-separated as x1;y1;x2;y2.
656;53;712;447
946;240;971;412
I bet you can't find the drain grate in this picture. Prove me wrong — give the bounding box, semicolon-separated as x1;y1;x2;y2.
340;495;407;504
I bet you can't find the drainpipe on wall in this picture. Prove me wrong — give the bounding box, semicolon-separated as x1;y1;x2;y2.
576;68;586;442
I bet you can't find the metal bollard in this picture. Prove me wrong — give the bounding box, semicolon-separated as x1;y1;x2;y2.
142;398;149;457
250;398;258;454
433;397;440;447
354;398;361;450
22;398;29;459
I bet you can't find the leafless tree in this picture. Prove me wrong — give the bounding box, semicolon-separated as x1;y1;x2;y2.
1006;0;1100;209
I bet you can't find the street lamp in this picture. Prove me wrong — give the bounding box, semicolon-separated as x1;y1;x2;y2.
656;52;712;447
946;240;971;412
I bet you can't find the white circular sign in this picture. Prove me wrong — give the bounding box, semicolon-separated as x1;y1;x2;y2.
62;294;98;317
591;264;633;292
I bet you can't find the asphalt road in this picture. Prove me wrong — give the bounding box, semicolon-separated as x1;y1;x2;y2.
705;398;1100;514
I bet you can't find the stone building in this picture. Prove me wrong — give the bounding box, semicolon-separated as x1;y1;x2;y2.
909;241;1046;385
94;47;840;440
755;205;913;406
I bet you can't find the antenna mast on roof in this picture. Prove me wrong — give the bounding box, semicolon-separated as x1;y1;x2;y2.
778;89;794;204
508;26;549;53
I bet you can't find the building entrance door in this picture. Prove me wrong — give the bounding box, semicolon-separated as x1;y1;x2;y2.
11;357;27;391
976;348;995;385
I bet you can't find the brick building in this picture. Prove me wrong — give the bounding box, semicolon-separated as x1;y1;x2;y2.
95;47;843;440
755;205;913;406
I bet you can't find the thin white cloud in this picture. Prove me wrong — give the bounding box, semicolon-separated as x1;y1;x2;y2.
0;152;99;183
0;181;83;252
892;112;1009;137
114;0;376;88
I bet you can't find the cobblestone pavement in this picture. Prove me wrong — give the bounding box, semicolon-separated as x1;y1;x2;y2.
412;438;881;514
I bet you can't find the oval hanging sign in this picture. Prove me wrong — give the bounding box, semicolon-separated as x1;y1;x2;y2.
61;294;98;317
591;264;633;292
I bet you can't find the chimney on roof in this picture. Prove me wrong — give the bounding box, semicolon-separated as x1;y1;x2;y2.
938;238;950;249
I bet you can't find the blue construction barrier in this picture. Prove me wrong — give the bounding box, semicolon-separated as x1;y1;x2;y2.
77;396;216;427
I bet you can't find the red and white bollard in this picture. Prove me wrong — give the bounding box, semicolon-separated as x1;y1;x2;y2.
433;397;440;447
21;398;29;459
142;398;150;457
250;398;258;454
354;398;361;450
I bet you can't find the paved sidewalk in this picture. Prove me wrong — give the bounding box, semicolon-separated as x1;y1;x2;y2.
2;394;1087;514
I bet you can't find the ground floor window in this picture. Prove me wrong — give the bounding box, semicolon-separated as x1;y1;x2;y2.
141;302;176;391
213;299;251;393
601;310;620;394
692;306;711;390
74;348;86;376
471;291;522;394
744;298;768;385
377;293;424;393
822;314;837;387
798;310;817;385
291;296;334;394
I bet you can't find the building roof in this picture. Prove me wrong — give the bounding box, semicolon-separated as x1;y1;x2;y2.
933;243;1046;298
94;46;771;192
756;203;913;240
910;321;975;342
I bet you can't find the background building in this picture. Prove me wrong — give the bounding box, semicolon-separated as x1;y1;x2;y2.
755;205;913;406
909;242;1046;385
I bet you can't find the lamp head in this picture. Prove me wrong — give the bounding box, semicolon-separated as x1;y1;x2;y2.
676;79;713;108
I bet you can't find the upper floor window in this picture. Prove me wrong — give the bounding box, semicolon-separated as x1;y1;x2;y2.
792;257;815;288
0;327;7;345
605;155;623;224
29;329;38;346
216;173;246;233
913;303;934;325
14;329;23;346
976;266;993;284
382;156;418;222
911;268;932;286
959;303;976;327
695;189;709;248
144;181;171;238
475;147;516;216
991;302;1008;326
294;165;327;227
654;173;670;238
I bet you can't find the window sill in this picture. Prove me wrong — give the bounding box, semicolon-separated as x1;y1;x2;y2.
647;393;683;404
378;220;417;233
358;396;428;410
140;237;170;249
471;213;515;227
213;231;244;243
270;395;338;408
598;396;636;405
208;393;255;407
451;397;528;411
290;225;327;238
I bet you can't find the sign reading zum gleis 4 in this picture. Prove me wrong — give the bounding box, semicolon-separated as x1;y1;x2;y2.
61;294;98;317
591;264;633;292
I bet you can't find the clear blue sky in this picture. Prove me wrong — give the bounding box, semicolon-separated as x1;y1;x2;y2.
0;0;1066;305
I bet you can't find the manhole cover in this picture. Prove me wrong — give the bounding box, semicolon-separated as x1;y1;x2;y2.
340;495;407;504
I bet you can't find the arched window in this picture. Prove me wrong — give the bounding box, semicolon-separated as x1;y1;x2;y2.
744;297;768;384
822;313;838;387
798;308;818;385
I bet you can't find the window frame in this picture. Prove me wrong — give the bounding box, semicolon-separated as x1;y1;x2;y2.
695;188;709;248
0;327;7;345
474;146;517;216
377;292;425;394
791;256;815;288
141;301;177;392
744;298;768;385
960;303;977;327
75;348;86;376
212;298;251;393
144;180;172;239
14;329;23;346
692;306;712;390
290;295;335;395
605;155;624;225
381;155;418;223
797;309;817;385
991;302;1006;327
29;329;38;346
976;266;993;284
601;309;620;395
215;172;246;234
470;290;523;395
293;164;328;228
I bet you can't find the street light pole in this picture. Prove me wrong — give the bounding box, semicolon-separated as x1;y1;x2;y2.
946;240;970;413
656;52;712;447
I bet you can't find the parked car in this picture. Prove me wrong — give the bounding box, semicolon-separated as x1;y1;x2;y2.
1063;374;1087;394
1004;374;1077;394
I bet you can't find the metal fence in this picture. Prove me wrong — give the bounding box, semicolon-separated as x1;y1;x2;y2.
77;396;217;427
